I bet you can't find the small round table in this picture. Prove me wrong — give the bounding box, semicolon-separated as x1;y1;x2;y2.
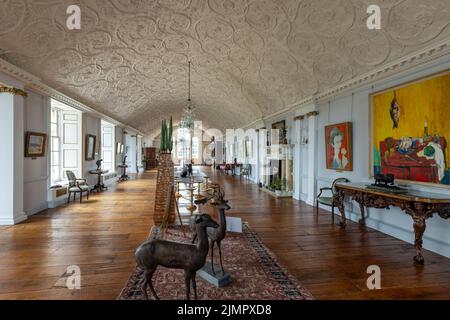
89;169;109;192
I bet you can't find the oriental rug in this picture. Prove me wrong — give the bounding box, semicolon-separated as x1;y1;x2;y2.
118;224;314;300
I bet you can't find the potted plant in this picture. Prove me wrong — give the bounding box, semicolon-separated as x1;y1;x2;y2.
282;177;287;196
269;179;275;192
275;177;282;196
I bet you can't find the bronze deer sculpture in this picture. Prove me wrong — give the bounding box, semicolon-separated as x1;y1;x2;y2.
135;214;219;300
191;190;231;275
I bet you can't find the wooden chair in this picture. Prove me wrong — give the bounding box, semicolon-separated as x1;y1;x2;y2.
240;164;251;181
316;177;349;223
66;170;90;204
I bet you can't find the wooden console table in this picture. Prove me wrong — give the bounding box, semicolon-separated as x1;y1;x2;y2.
333;183;450;265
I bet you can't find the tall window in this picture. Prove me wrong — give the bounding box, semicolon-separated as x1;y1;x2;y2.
192;137;199;159
50;99;82;185
50;108;61;183
176;129;191;161
175;129;200;161
101;120;115;171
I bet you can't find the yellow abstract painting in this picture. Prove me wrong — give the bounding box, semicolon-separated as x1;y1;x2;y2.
371;70;450;186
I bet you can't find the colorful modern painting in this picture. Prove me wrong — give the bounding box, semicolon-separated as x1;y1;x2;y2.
325;122;353;171
371;70;450;186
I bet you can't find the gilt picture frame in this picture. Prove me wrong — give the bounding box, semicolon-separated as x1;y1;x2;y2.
25;131;47;158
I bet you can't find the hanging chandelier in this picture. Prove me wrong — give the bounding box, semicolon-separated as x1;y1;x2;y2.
179;61;196;132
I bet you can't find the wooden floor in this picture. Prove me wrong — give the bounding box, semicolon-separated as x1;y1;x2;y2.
1;168;450;299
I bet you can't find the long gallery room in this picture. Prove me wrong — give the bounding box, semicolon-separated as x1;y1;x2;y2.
1;0;450;306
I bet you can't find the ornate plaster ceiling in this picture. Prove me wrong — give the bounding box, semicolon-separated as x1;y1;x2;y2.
1;0;450;136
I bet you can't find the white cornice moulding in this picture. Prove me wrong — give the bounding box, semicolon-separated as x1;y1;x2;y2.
0;58;40;84
242;37;450;129
0;57;145;137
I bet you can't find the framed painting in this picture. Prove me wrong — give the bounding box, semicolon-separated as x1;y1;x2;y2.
370;70;450;187
25;132;47;157
271;120;286;144
85;134;96;161
325;122;353;171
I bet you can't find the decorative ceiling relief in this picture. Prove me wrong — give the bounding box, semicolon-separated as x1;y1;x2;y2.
0;0;449;136
0;0;26;35
388;0;450;45
299;0;355;38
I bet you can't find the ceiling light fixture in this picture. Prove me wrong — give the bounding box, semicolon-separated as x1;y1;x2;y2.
180;61;196;133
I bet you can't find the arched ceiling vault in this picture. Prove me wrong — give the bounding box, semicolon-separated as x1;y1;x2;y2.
1;0;450;135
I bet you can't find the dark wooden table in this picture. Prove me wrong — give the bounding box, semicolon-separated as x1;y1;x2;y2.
118;164;129;182
89;169;109;192
333;182;450;264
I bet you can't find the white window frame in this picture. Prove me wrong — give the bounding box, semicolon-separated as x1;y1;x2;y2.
101;120;115;172
192;136;199;159
50;108;61;184
50;99;82;186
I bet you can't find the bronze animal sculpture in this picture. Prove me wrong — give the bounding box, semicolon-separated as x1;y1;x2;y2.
374;173;395;186
191;190;231;275
95;159;103;170
135;214;219;300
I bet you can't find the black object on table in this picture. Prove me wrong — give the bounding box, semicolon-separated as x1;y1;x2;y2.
118;164;129;182
89;169;109;192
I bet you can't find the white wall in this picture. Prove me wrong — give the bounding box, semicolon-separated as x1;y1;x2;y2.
23;91;49;215
82;114;101;185
315;55;450;258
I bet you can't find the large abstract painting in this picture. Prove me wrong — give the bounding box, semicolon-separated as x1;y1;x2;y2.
371;70;450;186
325;122;353;171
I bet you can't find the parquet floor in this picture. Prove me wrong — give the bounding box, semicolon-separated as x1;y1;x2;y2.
0;168;449;299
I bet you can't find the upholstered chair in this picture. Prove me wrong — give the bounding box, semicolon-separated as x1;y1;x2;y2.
66;170;90;204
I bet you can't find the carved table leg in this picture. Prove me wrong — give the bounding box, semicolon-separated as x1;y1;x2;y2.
333;189;347;228
358;202;366;226
412;213;426;265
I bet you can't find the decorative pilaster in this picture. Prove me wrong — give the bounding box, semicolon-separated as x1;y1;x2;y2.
0;84;27;225
0;85;27;97
306;108;319;206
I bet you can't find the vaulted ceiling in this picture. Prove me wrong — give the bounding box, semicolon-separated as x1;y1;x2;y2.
1;0;450;136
